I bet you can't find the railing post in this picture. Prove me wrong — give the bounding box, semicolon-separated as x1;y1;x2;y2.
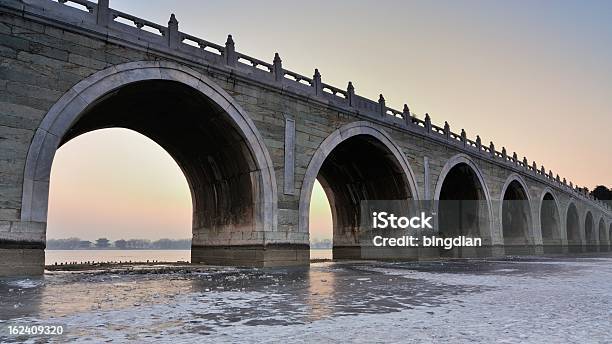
168;14;179;49
273;53;283;82
96;0;109;26
313;69;322;95
475;135;482;150
460;129;466;146
522;157;528;168
501;147;507;160
512;152;517;163
347;82;355;106
403;104;411;125
224;35;236;67
443;121;450;139
489;142;495;158
378;94;386;118
425;113;431;133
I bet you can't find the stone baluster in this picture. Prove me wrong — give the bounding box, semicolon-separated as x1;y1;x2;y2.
313;69;322;96
273;53;283;82
168;14;179;49
489;142;495;158
378;94;386;118
424;113;432;132
501;147;507;160
476;135;482;150
522;157;528;168
347;82;355;106
96;0;109;26
403;104;410;125
460;129;467;146
512;152;517;163
532;161;537;172
443;121;450;139
224;35;236;67
540;166;546;175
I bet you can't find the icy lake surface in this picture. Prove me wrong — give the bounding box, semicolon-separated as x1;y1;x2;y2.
0;257;611;343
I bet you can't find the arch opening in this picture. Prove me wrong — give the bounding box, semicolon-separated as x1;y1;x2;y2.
437;162;490;257
598;218;607;251
540;192;561;251
319;134;413;258
501;180;531;249
584;211;596;252
62;80;257;242
609;223;612;249
47;128;193;263
302;130;416;260
566;203;581;251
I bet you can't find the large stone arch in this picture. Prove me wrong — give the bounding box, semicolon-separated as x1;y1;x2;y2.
499;173;534;252
21;61;278;265
298;121;420;258
433;154;494;255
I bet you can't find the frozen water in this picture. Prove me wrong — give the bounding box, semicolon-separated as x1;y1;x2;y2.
0;257;610;343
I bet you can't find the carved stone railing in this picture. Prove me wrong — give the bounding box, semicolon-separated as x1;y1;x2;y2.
4;0;610;214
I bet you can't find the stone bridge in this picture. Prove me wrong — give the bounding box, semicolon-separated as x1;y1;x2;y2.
0;0;610;276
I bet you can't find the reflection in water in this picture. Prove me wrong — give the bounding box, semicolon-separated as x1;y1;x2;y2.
306;265;336;321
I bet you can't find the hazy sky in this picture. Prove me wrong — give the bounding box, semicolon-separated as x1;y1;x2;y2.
47;1;611;240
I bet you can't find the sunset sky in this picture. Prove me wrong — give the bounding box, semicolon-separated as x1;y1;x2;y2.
47;0;611;241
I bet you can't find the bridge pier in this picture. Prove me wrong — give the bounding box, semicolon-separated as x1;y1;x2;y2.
191;244;309;267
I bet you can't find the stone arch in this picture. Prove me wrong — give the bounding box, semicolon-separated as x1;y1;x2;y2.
21;61;278;264
598;217;607;251
298;121;420;258
584;211;596;251
500;173;533;251
539;188;562;252
565;201;582;252
433;154;494;254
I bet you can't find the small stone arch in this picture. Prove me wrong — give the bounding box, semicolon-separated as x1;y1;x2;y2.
499;173;533;249
598;217;607;251
298;121;420;236
432;154;494;247
538;187;562;251
584;210;596;251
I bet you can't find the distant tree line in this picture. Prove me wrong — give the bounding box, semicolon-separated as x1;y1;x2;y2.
590;185;612;206
47;238;191;250
310;238;332;249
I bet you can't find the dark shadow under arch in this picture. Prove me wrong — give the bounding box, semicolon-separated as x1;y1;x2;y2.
540;191;561;252
584;211;595;252
566;203;581;252
437;162;490;257
502;180;531;249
